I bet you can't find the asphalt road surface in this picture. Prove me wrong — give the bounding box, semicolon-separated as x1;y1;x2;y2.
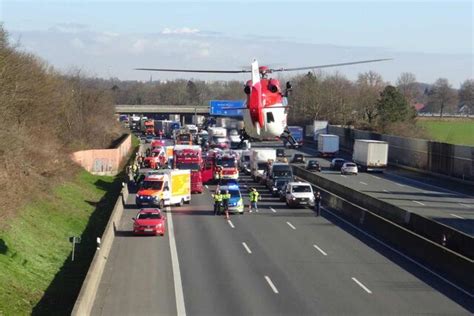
91;139;473;315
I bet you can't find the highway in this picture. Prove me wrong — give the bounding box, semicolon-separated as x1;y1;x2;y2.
91;140;473;315
265;141;474;236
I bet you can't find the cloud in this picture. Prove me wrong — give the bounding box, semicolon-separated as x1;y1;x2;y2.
70;38;85;49
49;23;89;34
161;27;200;35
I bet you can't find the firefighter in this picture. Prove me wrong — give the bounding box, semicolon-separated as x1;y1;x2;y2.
212;189;223;215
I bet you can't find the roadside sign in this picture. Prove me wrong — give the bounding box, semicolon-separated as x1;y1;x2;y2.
209;100;245;117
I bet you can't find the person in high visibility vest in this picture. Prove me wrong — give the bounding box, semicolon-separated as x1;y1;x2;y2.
248;188;260;213
212;189;223;215
222;189;231;218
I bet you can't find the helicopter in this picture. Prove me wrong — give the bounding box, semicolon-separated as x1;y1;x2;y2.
136;58;391;139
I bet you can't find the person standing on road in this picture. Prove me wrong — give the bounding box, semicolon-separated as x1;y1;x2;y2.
222;189;231;219
248;188;260;213
212;189;223;215
314;191;322;216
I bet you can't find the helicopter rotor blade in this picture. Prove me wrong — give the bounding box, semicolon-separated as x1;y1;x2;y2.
135;68;251;74
269;58;392;72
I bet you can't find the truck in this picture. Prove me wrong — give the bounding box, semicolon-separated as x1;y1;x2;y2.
265;162;294;195
173;145;204;193
286;126;304;148
144;120;155;135
317;134;339;157
136;169;191;208
154;119;171;137
163;121;181;138
215;152;239;180
130;115;141;131
313;121;329;141
175;130;193;145
208;126;227;138
352;139;389;172
250;148;276;181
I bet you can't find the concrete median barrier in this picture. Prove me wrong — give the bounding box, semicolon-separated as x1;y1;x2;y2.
296;167;474;293
292;166;474;260
71;183;129;316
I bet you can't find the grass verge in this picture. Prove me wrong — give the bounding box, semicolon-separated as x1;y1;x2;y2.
417;119;474;146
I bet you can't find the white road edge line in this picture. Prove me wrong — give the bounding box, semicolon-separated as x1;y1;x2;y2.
270;207;277;213
264;276;279;294
167;207;187;316
321;206;474;298
205;185;208;189
242;242;252;254
228;220;235;229
413;200;425;206
286;221;296;230
313;244;328;256
359;181;368;185
351;277;372;294
450;213;464;219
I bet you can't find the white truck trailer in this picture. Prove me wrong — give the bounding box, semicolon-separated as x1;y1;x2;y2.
317;134;339;157
250;148;276;181
352;139;389;172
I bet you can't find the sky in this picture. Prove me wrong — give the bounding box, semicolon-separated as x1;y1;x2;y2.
1;0;473;86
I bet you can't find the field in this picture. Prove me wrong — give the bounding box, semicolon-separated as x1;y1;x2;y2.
417;118;474;146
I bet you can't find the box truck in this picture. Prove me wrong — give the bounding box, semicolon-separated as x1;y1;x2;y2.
317;134;339;157
352;139;389;172
250;148;276;181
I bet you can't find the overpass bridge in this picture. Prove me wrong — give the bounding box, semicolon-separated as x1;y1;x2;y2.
115;104;209;115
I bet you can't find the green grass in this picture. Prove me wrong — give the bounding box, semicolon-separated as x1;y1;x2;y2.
417;119;474;146
0;171;121;315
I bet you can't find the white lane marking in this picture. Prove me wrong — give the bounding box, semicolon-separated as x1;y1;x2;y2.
383;189;390;193
412;200;425;206
205;185;208;189
372;176;381;180
396;183;405;187
450;214;464;219
286;221;296;230
228;220;235;229
340;175;347;178
242;242;252;254
313;244;328;256
167;207;187;316
351;277;372;294
359;181;368;185
264;276;279;294
321;206;474;298
270;207;277;213
459;203;473;208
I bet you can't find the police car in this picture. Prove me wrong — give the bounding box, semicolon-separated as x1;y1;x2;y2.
219;184;244;214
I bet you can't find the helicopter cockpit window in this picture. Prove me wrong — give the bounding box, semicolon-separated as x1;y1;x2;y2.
266;112;275;123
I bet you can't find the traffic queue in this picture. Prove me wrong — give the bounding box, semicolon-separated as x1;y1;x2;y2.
127;119;317;236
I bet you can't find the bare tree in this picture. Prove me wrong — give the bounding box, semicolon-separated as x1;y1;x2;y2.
459;79;474;115
355;71;386;128
396;72;419;105
427;78;458;117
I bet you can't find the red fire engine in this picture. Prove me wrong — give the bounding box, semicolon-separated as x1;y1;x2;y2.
173;145;204;193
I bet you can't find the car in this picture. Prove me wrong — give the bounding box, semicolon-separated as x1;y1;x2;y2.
330;158;345;170
341;162;358;175
219;184;244;214
290;153;305;163
145;135;154;143
306;160;321;171
276;148;285;158
132;208;166;236
285;182;315;208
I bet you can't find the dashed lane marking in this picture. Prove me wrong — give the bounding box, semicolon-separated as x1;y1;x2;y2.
264;276;279;294
286;222;296;230
242;242;252;254
313;244;328;256
228;220;235;229
372;176;381;180
270;207;277;213
351;277;372;294
459;203;473;208
413;200;425;206
359;181;368;185
383;189;390;193
450;214;464;219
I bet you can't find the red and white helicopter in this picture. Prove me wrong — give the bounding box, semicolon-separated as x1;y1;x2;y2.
136;58;390;139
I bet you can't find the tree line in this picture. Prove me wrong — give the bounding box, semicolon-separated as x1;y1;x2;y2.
0;26;122;216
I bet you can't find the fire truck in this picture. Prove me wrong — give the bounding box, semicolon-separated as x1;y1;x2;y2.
173;145;204;193
175;131;193;145
144;120;155;135
215;152;239;180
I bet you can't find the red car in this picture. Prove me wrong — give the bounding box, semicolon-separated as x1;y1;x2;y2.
132;209;166;236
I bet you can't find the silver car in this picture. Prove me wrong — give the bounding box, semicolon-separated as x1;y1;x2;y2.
341;162;358;175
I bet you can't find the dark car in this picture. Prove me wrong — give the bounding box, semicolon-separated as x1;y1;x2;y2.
276;148;285;158
306;160;321;171
290;153;305;163
330;158;345;170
